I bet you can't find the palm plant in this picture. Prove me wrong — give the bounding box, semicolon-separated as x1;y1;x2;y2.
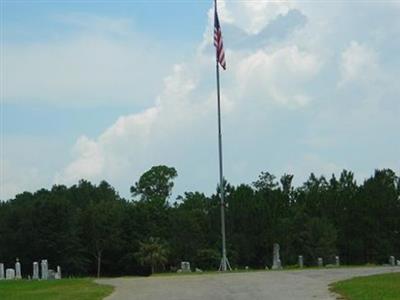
136;237;168;274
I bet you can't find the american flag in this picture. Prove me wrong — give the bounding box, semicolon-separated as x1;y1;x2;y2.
214;8;226;70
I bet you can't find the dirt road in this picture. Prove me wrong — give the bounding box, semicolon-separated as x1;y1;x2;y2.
97;266;399;300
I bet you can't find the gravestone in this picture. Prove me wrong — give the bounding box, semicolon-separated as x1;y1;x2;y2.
33;262;39;280
317;257;323;267
6;268;15;280
298;255;304;268
180;261;191;272
0;263;4;280
272;243;282;270
41;259;49;280
48;269;56;280
56;266;62;279
389;256;395;266
397;260;400;266
335;256;340;267
15;258;22;279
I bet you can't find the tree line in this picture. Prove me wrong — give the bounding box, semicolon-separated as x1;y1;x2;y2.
0;166;399;277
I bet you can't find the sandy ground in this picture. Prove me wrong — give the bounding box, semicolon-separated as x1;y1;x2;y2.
97;266;399;300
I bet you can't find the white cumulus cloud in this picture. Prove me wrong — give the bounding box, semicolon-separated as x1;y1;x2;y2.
217;0;293;34
236;45;321;108
3;1;400;199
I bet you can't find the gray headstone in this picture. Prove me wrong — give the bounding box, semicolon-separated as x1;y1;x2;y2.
335;256;340;267
48;269;56;280
195;268;203;273
298;255;304;268
272;243;282;270
180;261;191;272
389;256;395;266
6;268;15;280
33;262;39;280
397;260;400;266
317;257;323;267
55;266;62;279
0;263;4;280
41;259;48;280
15;258;22;279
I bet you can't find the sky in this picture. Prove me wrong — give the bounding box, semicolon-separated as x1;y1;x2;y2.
1;0;400;201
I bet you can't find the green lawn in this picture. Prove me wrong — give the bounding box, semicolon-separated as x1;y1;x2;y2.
0;278;113;300
331;272;400;300
152;265;378;277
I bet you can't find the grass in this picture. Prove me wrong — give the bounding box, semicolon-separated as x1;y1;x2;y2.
151;264;380;277
331;272;400;300
0;278;114;300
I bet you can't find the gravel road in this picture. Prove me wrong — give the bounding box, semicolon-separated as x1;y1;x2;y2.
97;266;399;300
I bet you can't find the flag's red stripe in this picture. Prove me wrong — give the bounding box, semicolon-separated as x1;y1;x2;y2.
214;14;226;70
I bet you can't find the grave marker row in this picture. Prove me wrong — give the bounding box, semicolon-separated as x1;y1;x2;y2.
0;259;61;280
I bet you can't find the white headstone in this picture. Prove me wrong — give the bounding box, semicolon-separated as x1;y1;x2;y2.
389;256;395;266
272;243;282;270
317;257;323;267
33;262;39;280
335;256;340;267
6;268;15;280
298;255;304;268
397;260;400;266
56;266;62;279
41;259;48;280
0;263;4;280
180;261;191;272
15;258;22;279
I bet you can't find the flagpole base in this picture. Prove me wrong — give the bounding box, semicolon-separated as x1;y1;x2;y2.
218;255;232;272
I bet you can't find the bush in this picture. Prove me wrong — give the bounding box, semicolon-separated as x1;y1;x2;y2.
194;249;220;270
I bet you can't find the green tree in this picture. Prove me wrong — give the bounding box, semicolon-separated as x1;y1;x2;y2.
194;248;220;270
130;166;177;204
1;168;399;275
79;182;124;278
170;192;210;266
253;172;279;191
357;169;399;263
135;237;168;274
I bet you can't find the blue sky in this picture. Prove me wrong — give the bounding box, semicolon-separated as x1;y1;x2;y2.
1;0;400;200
